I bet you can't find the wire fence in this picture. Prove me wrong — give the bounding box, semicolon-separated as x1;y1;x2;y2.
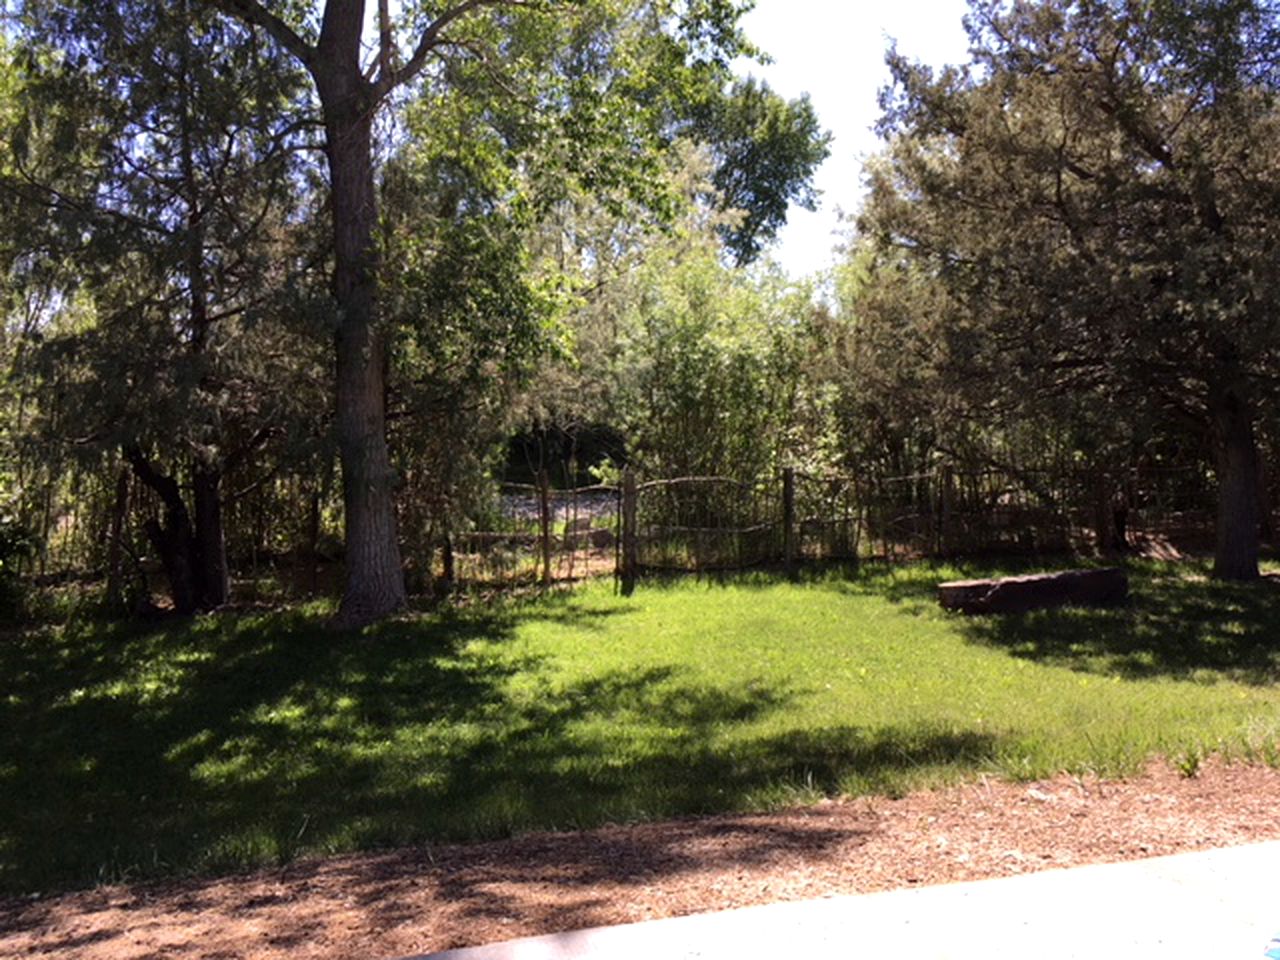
446;463;1222;592
447;478;620;586
633;476;781;572
22;459;1226;601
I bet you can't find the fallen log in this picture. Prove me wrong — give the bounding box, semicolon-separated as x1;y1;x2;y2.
938;567;1128;614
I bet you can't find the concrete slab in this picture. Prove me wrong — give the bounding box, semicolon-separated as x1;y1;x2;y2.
408;841;1280;960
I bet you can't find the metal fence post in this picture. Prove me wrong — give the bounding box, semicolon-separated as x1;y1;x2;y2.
621;467;638;596
939;465;954;556
538;469;552;586
782;466;796;579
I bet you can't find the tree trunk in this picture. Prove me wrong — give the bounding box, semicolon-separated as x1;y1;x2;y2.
192;467;229;608
1092;468;1118;553
125;448;200;614
316;64;406;626
1258;456;1275;545
1210;387;1260;581
938;567;1128;614
145;514;199;614
439;531;455;596
307;487;322;595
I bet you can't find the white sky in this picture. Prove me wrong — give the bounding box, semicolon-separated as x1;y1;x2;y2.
737;0;974;277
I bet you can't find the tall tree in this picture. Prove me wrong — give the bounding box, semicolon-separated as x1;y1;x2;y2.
6;1;323;611
865;0;1280;578
690;76;831;265
206;0;763;624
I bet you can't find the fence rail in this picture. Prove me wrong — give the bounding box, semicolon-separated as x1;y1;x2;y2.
447;474;619;586
446;462;1221;592
25;458;1225;606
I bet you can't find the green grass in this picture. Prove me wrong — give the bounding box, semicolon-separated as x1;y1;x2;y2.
4;559;1280;895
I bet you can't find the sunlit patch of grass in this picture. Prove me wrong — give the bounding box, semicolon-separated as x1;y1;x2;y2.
4;559;1280;895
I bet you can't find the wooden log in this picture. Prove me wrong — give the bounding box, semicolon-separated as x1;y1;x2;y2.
938;567;1128;614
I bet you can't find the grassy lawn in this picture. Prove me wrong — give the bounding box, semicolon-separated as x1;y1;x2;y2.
4;560;1280;895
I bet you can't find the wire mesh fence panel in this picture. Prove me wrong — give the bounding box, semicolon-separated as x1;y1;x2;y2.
450;483;541;584
635;476;782;572
861;471;940;559
354;462;1229;594
1115;465;1217;550
940;469;1074;556
546;484;620;582
452;481;619;585
853;468;1083;559
792;471;862;561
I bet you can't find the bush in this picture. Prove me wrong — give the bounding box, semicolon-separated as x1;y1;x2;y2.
0;514;34;620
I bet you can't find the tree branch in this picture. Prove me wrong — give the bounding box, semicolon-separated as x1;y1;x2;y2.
380;0;496;96
123;444;186;511
224;423;281;474
375;0;397;83
210;0;315;70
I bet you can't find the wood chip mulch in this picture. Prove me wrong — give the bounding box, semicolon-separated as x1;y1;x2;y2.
4;758;1280;960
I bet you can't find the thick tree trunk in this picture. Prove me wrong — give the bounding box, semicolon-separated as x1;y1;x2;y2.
938;568;1128;614
125;448;200;614
316;66;406;626
123;447;232;613
192;467;229;608
1258;457;1275;545
146;514;199;614
1210;387;1261;581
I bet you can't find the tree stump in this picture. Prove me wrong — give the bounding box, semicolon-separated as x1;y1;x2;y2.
938;567;1128;614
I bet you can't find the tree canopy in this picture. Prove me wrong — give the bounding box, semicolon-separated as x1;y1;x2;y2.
5;0;1277;620
862;0;1280;578
1;0;829;620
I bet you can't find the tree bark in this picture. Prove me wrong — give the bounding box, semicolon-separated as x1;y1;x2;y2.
1210;386;1261;581
1092;468;1117;553
938;568;1128;614
1258;456;1275;545
208;0;471;624
315;55;407;626
439;531;455;594
125;447;200;613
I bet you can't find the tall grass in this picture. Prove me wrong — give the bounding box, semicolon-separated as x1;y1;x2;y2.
3;560;1279;895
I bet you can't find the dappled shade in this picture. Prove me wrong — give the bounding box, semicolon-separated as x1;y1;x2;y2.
0;597;997;895
960;573;1280;684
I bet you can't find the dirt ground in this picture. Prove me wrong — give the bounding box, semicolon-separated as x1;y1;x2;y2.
4;758;1280;960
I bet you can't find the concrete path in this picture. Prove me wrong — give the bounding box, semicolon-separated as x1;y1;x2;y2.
409;841;1280;960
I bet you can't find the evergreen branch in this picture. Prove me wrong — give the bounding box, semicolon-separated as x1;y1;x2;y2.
379;0;549;97
209;0;315;70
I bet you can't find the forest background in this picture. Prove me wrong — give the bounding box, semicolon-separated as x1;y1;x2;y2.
2;0;1279;624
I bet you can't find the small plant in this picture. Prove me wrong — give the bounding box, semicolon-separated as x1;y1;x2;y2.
1175;746;1203;778
0;512;34;620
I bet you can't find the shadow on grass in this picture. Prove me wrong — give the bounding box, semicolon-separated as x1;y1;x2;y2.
347;726;998;937
0;605;528;896
0;595;1002;897
633;556;1085;608
957;567;1280;685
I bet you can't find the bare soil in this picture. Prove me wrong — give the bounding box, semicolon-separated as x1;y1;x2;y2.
4;758;1280;960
